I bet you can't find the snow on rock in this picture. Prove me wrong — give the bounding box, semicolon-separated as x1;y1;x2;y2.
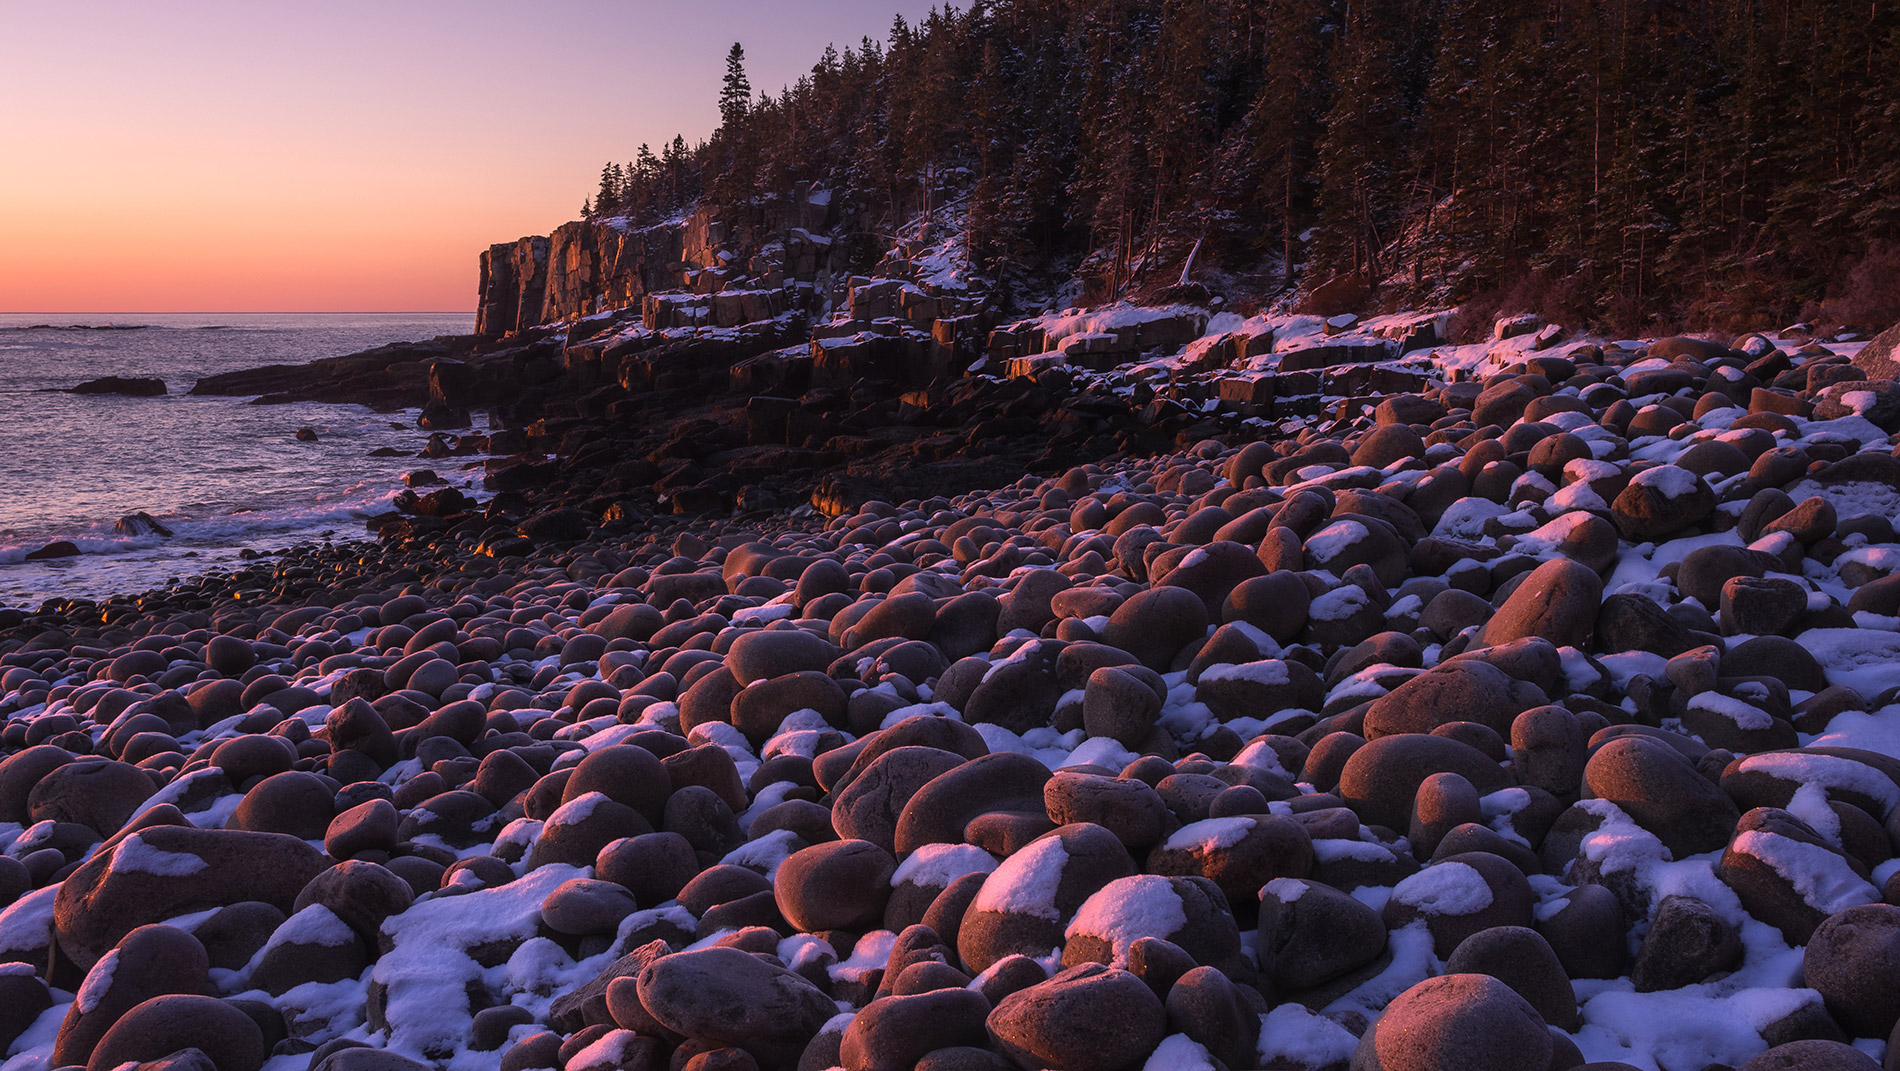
1163;817;1257;855
1728;830;1879;914
74;948;118;1013
1141;1034;1218;1071
1686;692;1774;731
374;863;585;1059
1390;861;1493;915
892;843;999;889
971;835;1071;921
110;833;209;876
1795;628;1900;699
1256;1003;1359;1068
0;885;58;957
1064;875;1188;966
1810;707;1900;761
1629;464;1700;499
1731;752;1900;812
1198;661;1291;688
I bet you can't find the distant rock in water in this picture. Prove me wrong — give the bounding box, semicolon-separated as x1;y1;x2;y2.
296;428;319;442
23;541;79;560
68;376;165;396
113;512;173;537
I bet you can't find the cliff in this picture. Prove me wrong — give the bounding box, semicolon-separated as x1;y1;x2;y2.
474;186;837;340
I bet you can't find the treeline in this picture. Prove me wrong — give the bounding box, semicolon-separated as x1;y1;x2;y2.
588;0;1900;332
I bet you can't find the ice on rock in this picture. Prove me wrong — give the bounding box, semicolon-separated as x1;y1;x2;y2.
1576;798;1673;874
1313;838;1396;863
829;929;896;984
543;791;606;827
1630;464;1700;499
1390;861;1493;914
1231;736;1294;777
0;886;57;956
566;1029;642;1071
719;828;800;879
1433;497;1511;539
1783;782;1842;844
1810;708;1900;761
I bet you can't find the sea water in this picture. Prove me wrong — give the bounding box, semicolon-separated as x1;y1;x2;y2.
0;312;472;609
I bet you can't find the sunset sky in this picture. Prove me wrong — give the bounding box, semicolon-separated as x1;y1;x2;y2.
0;1;942;313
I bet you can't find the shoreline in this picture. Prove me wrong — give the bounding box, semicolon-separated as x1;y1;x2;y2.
0;317;1896;1071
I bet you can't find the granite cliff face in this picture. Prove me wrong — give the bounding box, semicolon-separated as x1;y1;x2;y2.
473;236;549;339
474;186;837;339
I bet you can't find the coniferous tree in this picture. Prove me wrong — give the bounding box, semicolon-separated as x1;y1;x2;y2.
719;43;752;128
561;0;1900;329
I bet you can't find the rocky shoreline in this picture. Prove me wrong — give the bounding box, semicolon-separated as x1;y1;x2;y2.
0;312;1897;1071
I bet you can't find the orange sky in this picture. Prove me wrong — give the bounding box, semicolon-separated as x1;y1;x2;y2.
0;1;940;313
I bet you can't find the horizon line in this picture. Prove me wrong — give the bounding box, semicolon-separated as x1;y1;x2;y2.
0;310;475;316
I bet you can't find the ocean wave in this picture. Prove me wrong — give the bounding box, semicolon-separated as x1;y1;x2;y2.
0;490;401;565
2;323;151;332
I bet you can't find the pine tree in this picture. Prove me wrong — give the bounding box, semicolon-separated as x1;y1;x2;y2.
719;43;751;130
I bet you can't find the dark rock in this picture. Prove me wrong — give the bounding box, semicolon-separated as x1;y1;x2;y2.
986;963;1165;1071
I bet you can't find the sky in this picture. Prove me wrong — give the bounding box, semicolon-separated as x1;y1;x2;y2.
0;0;944;313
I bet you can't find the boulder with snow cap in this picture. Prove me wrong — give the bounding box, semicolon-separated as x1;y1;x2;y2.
1611;464;1716;541
884;843;999;933
52;923;209;1069
1144;813;1313;904
1718;807;1878;944
956;822;1135;974
1193;658;1325;725
1380;851;1534;958
54;824;329;971
1059;874;1241;975
247;903;371;994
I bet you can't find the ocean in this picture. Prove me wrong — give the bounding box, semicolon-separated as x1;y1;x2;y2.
0;312;473;610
